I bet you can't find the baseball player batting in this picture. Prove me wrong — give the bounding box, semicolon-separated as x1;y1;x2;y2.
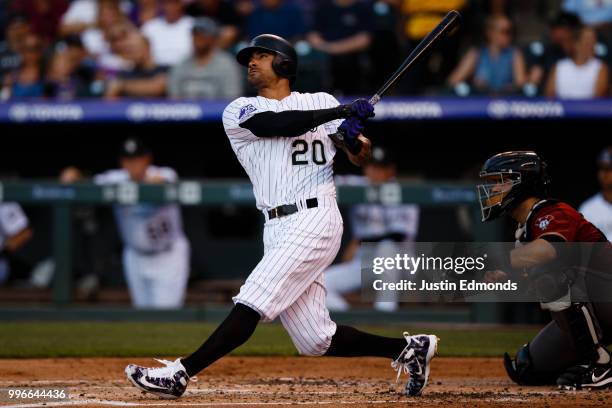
125;34;438;398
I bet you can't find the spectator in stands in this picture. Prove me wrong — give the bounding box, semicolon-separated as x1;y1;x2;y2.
10;0;68;46
245;0;306;42
524;12;582;96
45;48;77;99
448;15;526;96
0;14;30;85
104;32;167;99
307;0;373;95
97;21;135;77
1;33;46;100
142;0;194;68
562;0;612;28
45;35;100;99
184;0;242;49
168;17;241;99
367;1;402;91
398;0;468;93
81;0;131;62
60;0;131;36
545;26;609;99
579;147;612;241
128;0;162;27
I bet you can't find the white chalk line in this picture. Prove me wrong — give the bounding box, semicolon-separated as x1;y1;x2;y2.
2;398;408;407
0;381;90;385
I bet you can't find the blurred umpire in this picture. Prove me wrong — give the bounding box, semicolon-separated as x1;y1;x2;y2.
477;151;612;390
579;147;612;241
61;138;190;309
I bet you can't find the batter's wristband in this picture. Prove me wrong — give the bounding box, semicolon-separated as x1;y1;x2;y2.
313;107;348;123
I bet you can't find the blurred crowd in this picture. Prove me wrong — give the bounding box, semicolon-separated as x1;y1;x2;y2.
2;0;612;100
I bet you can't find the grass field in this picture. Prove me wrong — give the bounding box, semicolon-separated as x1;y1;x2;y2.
0;322;538;358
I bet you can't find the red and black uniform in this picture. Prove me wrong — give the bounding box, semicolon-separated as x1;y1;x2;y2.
519;200;612;385
519;200;608;243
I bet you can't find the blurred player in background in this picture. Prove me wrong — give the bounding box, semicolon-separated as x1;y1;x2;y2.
326;146;419;312
477;151;612;391
579;147;612;240
0;203;32;285
61;137;190;309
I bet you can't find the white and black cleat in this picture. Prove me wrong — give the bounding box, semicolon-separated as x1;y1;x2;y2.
392;332;439;396
558;363;612;391
125;358;191;399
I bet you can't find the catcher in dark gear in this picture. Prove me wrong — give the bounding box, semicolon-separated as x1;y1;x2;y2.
477;151;612;391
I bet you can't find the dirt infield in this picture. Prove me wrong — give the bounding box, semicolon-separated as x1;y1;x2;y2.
0;357;609;407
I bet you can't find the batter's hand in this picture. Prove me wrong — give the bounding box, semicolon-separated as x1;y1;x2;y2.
337;99;375;120
330;117;365;155
348;135;372;167
337;117;364;143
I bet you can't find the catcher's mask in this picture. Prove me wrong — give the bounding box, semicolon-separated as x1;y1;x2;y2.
477;151;550;222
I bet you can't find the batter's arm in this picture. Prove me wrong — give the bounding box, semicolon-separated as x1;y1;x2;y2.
240;108;343;138
239;99;372;138
344;135;372;167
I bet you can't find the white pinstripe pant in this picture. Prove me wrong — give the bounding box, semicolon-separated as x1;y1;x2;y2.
123;236;190;309
234;196;343;356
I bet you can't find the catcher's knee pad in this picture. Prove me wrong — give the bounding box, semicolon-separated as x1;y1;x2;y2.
504;344;558;385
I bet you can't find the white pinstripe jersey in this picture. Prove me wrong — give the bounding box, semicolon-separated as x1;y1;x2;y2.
94;166;185;253
222;92;342;211
351;204;420;241
0;203;29;250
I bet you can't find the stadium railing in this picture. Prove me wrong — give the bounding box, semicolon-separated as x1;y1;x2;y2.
0;180;505;323
1;97;611;123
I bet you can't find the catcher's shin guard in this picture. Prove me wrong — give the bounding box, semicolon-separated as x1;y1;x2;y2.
551;303;610;365
503;343;558;385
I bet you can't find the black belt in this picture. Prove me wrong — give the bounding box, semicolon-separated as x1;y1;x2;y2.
131;244;173;256
267;198;318;220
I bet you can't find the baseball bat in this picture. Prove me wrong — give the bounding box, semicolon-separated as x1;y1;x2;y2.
369;10;462;105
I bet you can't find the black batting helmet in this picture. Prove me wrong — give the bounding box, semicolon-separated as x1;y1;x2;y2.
236;34;298;84
477;151;550;222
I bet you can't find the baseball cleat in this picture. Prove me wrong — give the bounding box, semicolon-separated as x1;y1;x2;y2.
557;362;612;391
125;358;191;399
392;332;439;396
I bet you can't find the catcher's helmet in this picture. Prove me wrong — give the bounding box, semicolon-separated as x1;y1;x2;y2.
236;34;298;84
477;151;550;222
